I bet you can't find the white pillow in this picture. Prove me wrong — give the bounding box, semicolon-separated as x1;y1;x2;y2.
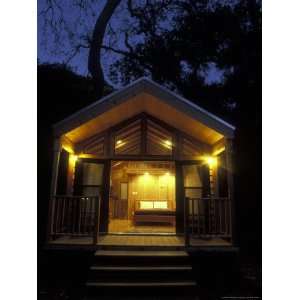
140;201;153;209
154;201;168;209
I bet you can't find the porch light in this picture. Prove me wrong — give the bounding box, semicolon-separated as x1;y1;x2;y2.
70;154;78;163
204;156;217;167
62;145;74;154
164;140;172;147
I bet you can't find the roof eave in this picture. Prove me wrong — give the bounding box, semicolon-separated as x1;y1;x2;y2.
53;77;235;138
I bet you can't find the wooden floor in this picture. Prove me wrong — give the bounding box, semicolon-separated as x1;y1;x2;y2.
99;235;182;246
109;219;175;234
49;234;231;247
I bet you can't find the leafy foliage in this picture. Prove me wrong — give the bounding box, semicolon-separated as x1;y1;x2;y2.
109;0;261;125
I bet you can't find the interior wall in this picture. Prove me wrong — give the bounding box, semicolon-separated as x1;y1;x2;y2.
128;172;175;219
109;161;175;222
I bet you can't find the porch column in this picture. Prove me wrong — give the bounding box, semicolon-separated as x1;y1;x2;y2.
46;137;62;241
175;161;184;234
225;137;236;245
99;159;111;234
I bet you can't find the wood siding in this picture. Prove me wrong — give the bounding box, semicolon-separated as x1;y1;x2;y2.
70;113;212;161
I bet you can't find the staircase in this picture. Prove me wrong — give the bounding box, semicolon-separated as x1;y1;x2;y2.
86;247;199;298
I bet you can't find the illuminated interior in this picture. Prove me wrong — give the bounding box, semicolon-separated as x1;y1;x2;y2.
108;161;176;234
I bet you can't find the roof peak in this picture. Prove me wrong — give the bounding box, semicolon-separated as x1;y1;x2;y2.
54;77;235;138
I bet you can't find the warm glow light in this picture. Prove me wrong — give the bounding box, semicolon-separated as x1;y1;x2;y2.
165;172;170;176
165;140;172;147
70;154;78;163
144;172;149;176
204;156;217;167
62;146;74;154
213;147;225;156
116;140;122;145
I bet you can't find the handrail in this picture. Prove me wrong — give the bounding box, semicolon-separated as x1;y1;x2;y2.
184;197;231;247
51;195;100;245
93;196;100;245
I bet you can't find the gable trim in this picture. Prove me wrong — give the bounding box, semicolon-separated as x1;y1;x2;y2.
53;77;235;138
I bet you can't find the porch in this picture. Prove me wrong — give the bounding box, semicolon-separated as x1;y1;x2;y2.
48;234;231;248
48;195;232;248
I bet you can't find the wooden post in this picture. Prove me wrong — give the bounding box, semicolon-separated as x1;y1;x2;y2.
184;197;190;247
99;160;111;233
174;132;181;160
175;161;184;234
225;138;236;244
104;130;111;158
93;196;100;245
46;137;62;241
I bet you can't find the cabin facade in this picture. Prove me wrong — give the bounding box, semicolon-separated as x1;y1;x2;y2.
47;78;235;248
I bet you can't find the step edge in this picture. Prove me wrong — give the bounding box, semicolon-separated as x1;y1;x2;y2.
86;281;197;287
94;250;188;257
90;266;192;271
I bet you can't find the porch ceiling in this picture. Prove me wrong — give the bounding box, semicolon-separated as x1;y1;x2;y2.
64;92;224;145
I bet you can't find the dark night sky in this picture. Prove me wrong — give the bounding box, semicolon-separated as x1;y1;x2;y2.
38;0;224;86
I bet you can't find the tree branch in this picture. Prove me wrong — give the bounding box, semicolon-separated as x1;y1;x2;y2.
101;45;154;72
88;0;121;98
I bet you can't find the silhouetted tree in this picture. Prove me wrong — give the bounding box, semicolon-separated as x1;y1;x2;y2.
39;0;121;98
39;0;261;259
37;63;112;247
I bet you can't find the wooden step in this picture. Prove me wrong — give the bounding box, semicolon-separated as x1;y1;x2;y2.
86;281;197;287
98;245;185;251
90;265;192;271
94;250;188;257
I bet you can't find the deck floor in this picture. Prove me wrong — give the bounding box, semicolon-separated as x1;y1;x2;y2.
49;235;231;247
108;219;175;234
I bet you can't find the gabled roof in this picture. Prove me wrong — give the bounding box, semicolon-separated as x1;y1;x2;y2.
54;77;235;143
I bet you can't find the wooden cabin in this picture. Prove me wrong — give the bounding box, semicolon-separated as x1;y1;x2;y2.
47;77;235;248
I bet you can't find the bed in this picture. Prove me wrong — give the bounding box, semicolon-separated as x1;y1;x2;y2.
133;200;176;226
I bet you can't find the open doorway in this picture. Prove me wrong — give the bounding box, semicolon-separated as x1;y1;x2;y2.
108;161;176;234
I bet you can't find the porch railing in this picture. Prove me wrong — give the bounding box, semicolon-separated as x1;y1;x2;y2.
50;195;100;244
184;197;231;246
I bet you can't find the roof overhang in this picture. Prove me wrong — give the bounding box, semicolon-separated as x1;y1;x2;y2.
54;78;235;145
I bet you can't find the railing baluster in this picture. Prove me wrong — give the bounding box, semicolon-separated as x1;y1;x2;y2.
51;197;55;235
93;196;100;245
228;197;232;236
90;197;95;234
197;198;200;237
55;197;60;234
72;197;76;234
219;199;221;233
78;197;81;233
184;197;190;247
191;198;194;236
67;197;71;233
87;197;91;234
60;197;64;233
82;197;87;234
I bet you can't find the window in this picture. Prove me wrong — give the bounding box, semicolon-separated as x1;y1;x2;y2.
74;161;104;197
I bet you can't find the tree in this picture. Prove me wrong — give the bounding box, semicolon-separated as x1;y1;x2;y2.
39;0;122;98
88;0;121;97
39;0;261;258
109;0;261;124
